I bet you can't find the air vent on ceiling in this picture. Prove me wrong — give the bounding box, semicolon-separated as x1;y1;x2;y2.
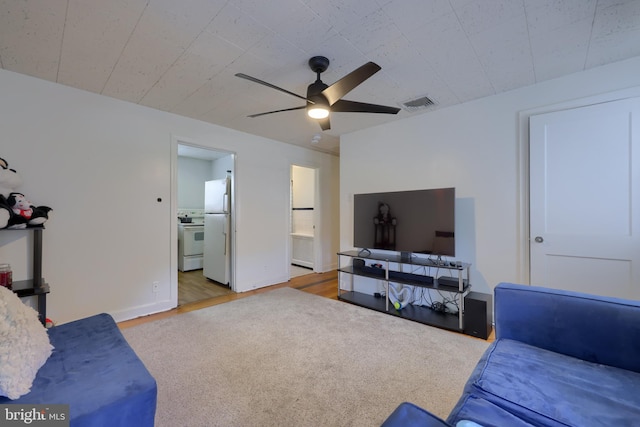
400;95;436;112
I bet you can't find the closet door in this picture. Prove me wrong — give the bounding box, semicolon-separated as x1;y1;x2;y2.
529;98;640;299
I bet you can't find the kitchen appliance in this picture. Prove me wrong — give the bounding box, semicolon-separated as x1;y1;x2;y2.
177;209;204;272
203;177;231;285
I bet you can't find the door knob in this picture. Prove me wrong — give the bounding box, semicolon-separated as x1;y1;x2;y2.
534;236;544;243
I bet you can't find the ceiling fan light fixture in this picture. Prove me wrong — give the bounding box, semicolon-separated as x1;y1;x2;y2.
237;56;398;132
307;106;329;119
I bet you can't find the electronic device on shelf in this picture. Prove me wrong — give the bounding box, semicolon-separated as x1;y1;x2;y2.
353;187;455;259
436;276;469;291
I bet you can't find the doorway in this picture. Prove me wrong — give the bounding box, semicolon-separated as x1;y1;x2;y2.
290;165;317;278
176;142;236;305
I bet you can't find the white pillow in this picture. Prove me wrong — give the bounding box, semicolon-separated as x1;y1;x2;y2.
0;286;53;399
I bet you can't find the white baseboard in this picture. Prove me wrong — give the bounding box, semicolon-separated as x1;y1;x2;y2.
110;299;176;323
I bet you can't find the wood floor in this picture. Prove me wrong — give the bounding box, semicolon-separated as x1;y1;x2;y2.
178;269;234;306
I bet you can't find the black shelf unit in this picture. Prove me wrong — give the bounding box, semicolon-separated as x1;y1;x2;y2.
337;250;471;333
1;227;49;325
338;291;462;331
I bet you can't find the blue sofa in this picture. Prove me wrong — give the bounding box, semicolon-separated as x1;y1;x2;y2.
382;282;640;427
0;313;157;426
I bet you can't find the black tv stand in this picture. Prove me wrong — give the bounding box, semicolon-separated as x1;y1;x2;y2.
337;250;471;333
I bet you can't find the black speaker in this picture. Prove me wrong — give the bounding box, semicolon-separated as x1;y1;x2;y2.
352;258;365;268
464;292;493;339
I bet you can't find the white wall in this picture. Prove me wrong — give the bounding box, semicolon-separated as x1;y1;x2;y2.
340;57;640;295
211;155;234;180
177;156;213;209
0;69;339;324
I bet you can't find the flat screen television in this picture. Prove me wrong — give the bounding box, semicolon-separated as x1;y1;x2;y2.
353;187;455;257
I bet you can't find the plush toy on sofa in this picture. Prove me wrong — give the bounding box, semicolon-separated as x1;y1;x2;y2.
0;157;52;229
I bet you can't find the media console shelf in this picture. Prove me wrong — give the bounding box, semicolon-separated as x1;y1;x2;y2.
1;227;49;325
337;250;470;332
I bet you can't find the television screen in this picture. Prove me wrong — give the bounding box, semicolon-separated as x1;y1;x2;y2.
353;187;455;256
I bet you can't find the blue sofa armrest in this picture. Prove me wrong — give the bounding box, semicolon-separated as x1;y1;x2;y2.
495;282;640;372
381;402;452;427
0;313;157;426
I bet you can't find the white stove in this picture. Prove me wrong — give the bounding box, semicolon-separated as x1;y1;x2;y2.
178;209;205;224
178;209;205;271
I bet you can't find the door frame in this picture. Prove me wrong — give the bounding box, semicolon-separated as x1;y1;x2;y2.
517;87;640;285
289;162;322;278
170;135;237;306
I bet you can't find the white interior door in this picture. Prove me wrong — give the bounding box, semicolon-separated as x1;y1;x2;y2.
529;98;640;300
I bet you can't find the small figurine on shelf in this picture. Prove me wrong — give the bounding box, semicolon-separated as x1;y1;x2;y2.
373;202;396;250
0;157;52;229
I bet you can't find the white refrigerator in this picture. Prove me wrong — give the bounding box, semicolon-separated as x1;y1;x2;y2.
203;177;230;285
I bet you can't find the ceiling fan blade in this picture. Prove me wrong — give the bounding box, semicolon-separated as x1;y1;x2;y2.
247;105;307;118
318;117;331;131
331;99;400;114
321;62;381;106
235;73;311;103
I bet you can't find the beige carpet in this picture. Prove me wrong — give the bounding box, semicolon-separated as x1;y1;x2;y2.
122;288;490;427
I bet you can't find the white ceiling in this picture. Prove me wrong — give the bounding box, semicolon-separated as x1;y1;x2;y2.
2;0;640;155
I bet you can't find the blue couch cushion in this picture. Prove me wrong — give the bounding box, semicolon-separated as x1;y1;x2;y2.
0;313;157;427
467;339;640;426
447;394;537;427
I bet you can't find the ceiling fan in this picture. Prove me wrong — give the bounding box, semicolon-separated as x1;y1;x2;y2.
235;56;400;131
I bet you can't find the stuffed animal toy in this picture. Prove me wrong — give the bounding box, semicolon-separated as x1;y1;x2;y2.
7;192;51;227
0;157;52;229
